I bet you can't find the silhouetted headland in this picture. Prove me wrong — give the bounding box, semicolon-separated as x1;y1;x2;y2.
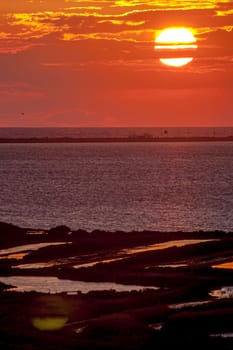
0;136;233;143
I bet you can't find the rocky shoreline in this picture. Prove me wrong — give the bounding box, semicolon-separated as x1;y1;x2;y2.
0;222;233;349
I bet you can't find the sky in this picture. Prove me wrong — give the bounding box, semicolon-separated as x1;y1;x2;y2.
0;0;233;127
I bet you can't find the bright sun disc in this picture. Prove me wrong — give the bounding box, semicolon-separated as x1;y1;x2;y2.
154;27;197;67
155;27;197;46
160;57;193;67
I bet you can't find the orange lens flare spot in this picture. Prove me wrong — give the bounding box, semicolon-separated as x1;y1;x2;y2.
32;317;68;331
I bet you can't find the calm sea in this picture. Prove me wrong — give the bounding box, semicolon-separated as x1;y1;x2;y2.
0;128;233;232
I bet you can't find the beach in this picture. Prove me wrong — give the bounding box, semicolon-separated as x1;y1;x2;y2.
0;222;233;349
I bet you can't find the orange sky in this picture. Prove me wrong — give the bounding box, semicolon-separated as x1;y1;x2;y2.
0;0;232;127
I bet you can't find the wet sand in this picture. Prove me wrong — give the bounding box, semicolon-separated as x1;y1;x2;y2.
0;222;233;349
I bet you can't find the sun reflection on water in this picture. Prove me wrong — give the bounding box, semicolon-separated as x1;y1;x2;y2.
212;261;233;269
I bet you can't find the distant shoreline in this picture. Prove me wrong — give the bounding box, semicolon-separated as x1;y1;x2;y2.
0;136;233;143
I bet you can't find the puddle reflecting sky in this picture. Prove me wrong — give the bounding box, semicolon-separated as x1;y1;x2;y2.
13;261;64;269
5;239;216;271
26;230;47;235
212;261;233;270
74;239;214;269
169;300;211;310
0;242;71;257
0;253;28;260
74;257;125;269
209;286;233;299
122;239;216;255
210;333;233;338
0;276;159;294
146;263;188;269
0;242;72;260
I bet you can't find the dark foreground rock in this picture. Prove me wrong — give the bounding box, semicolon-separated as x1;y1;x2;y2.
0;223;232;349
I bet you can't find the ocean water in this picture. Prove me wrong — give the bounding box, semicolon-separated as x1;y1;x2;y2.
0;128;233;232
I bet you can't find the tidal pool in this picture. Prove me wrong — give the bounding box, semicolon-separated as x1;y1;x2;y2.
212;261;233;270
0;253;28;261
210;333;233;338
169;300;211;310
209;286;233;299
0;276;159;294
13;261;64;269
75;239;214;269
0;242;71;260
122;239;215;255
146;263;188;269
26;230;47;235
74;257;125;269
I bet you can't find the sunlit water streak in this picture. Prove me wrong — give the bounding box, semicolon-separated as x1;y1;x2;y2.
121;239;214;255
0;242;71;260
149;264;188;269
73;239;214;269
0;276;159;294
209;286;233;299
0;253;28;260
11;239;215;270
13;261;64;269
212;261;233;269
169;300;211;309
210;333;233;338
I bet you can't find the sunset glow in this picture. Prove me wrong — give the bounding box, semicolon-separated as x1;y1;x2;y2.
0;1;232;126
1;4;233;350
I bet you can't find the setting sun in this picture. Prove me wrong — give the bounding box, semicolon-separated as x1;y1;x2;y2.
155;27;198;67
160;57;194;67
155;28;197;47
